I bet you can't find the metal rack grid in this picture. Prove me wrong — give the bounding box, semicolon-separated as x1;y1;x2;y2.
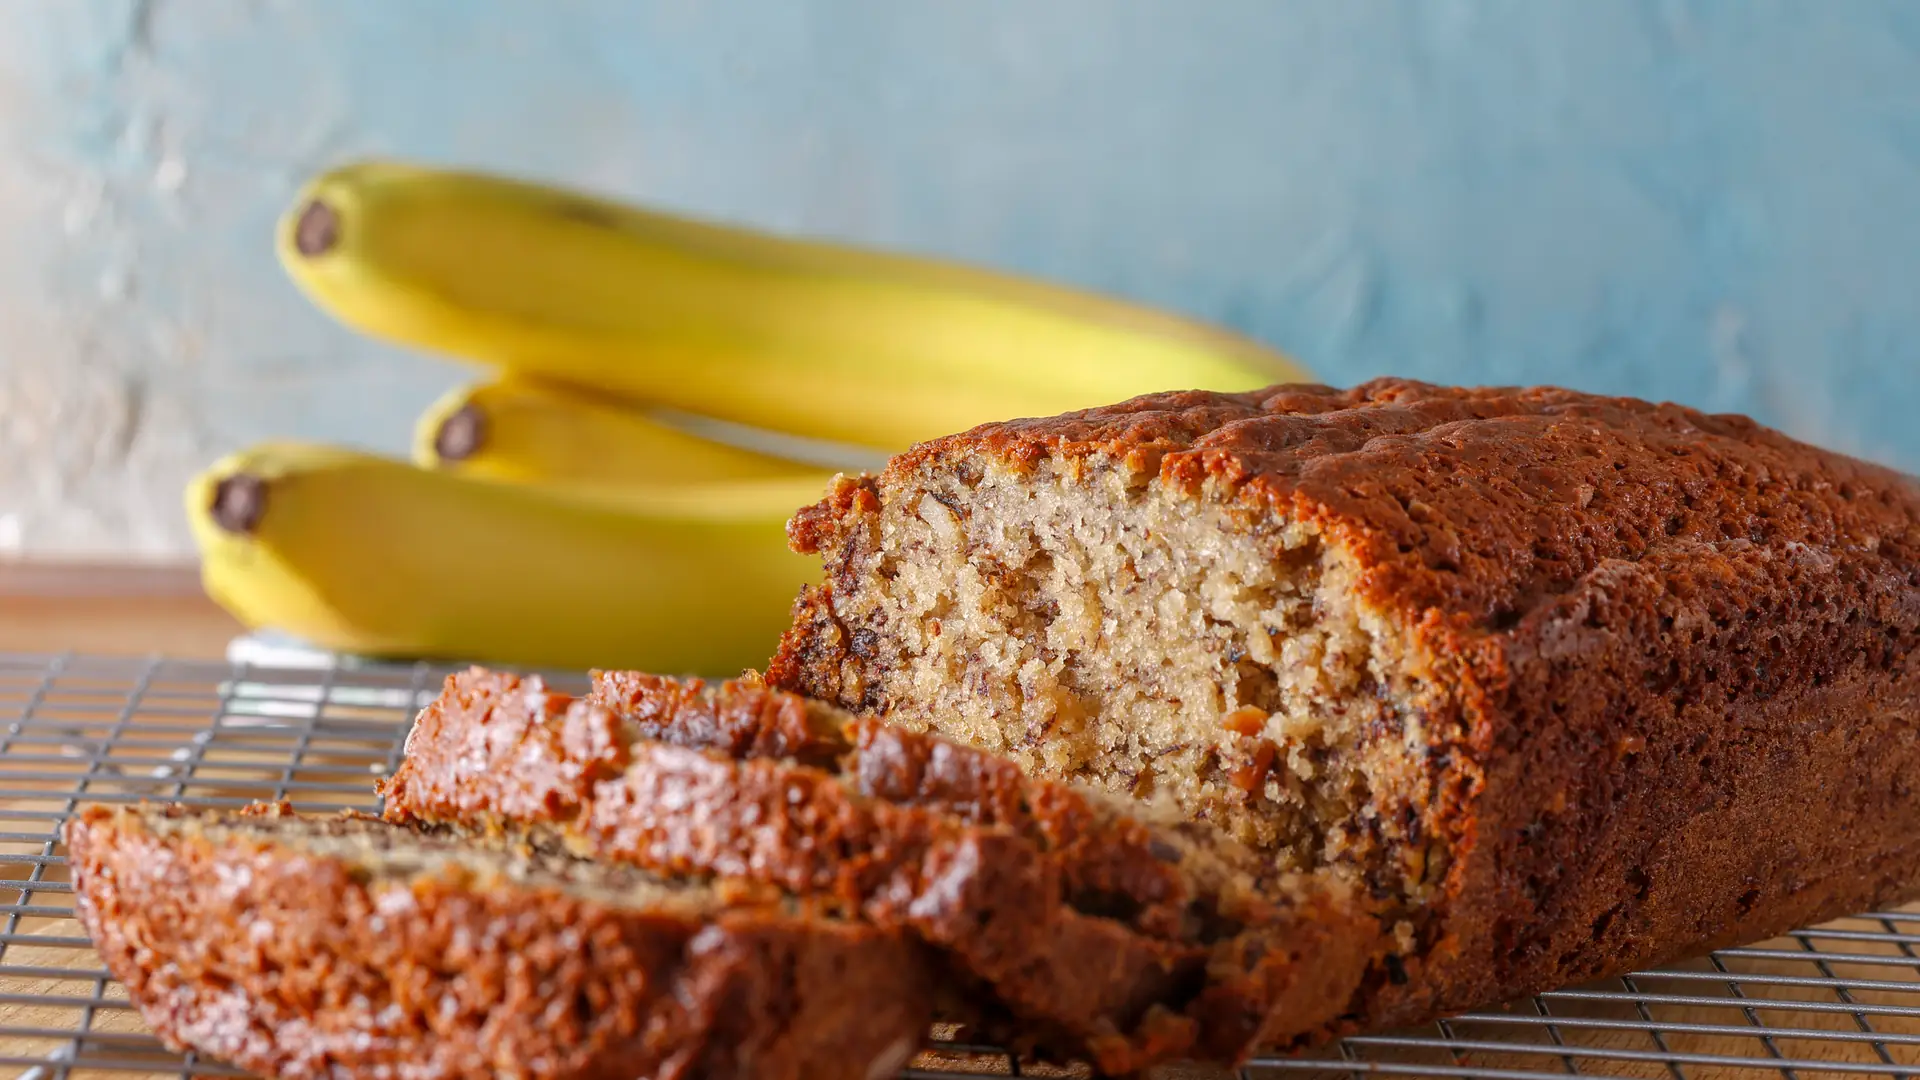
0;651;1916;1080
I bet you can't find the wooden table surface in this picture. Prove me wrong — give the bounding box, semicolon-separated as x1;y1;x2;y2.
0;562;241;658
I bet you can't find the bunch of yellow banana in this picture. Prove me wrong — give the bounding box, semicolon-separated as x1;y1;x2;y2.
188;160;1310;673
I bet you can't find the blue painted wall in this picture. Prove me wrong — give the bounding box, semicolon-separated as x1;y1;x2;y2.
0;0;1916;555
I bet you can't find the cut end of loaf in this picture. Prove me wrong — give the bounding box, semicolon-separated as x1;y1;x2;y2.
773;457;1443;906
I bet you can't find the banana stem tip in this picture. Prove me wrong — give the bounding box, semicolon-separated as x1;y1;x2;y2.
293;200;340;257
433;405;488;462
210;474;268;535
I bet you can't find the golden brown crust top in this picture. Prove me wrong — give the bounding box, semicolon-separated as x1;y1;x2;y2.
65;804;931;1080
590;669;847;766
811;377;1920;635
380;670;630;825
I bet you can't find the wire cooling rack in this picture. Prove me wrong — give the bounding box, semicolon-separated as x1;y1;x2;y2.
1;652;1917;1080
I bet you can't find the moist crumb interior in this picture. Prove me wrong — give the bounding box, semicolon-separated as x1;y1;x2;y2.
832;458;1445;908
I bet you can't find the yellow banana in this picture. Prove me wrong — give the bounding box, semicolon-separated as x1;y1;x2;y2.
278;160;1313;452
413;377;828;488
186;442;824;673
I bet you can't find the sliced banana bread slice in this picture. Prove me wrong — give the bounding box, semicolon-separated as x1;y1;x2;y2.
380;668;1368;1073
768;377;1920;1040
66;803;932;1080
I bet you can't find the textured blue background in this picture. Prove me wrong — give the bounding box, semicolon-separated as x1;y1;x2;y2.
1;0;1916;555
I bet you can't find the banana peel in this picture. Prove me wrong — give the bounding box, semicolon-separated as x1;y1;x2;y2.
414;377;826;488
278;160;1313;452
187;442;827;674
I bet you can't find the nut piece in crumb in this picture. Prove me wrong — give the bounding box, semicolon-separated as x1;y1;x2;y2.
1221;706;1267;737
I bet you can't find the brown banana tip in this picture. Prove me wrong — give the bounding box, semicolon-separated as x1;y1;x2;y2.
433;404;487;462
209;473;268;536
292;199;340;257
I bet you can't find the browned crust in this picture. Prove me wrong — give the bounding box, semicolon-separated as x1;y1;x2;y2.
769;377;1920;1039
66;803;932;1080
380;669;1369;1072
790;378;1920;644
591;669;846;766
1379;539;1920;1026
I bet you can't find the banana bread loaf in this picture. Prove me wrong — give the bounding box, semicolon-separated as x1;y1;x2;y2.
66;803;933;1080
770;377;1920;1038
380;668;1367;1072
